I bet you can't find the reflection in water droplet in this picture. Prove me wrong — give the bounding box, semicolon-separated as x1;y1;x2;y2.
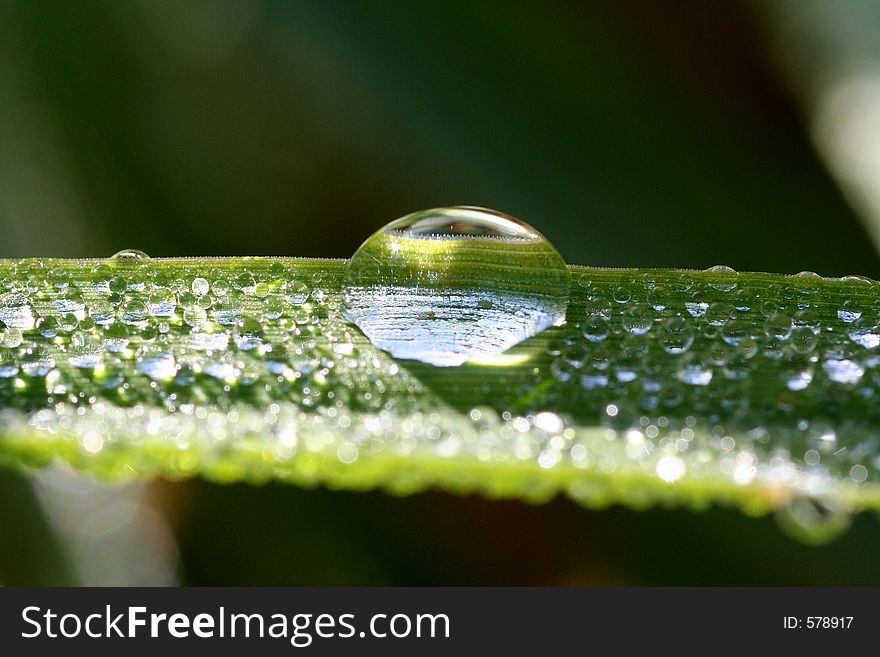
343;207;569;366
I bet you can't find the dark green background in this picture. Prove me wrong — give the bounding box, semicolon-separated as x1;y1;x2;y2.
1;1;877;585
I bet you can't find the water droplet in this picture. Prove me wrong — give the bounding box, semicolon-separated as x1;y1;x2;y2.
764;313;793;341
288;281;310;306
677;356;713;386
137;348;177;380
848;318;880;349
0;292;35;330
621;304;652;335
68;332;104;369
89;300;115;325
343;207;569;366
685;301;709;318
705;265;738;291
1;327;23;348
37;316;59;339
108;275;128;294
823;358;864;384
234;317;264;351
111;248;150;261
720;318;749;346
705;302;734;326
211;292;243;325
20;345;55;377
612;286;632;304
121;298;148;324
0;350;18;378
837;300;862;323
790;325;819;354
658;317;694;354
148;290;177;317
192;277;210;297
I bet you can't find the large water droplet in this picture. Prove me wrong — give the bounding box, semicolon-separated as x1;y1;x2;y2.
343;207;569;366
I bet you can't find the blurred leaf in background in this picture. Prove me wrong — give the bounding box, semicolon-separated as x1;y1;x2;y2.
2;0;880;585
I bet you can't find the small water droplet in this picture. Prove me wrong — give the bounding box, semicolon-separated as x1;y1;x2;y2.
287;280;310;306
685;301;709;318
658;317;694;354
148;290;177;317
0;292;35;330
343;207;569;366
68;332;104;369
612;286;632;304
137;348;177;380
20;345;55;377
705;265;738;291
790;325;819;354
837;300;862;323
848;318;880;349
37;316;59;339
234;317;264;350
823;358;864;384
764;313;793;341
192;277;210;297
621;304;652;335
111;248;150;261
677;355;713;386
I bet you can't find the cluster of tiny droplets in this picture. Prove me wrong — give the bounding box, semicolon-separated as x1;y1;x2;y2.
1;255;879;542
541;265;879;534
0;255;417;420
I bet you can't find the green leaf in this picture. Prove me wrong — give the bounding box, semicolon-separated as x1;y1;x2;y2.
1;257;879;542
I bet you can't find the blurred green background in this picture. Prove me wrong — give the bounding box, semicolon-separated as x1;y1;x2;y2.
2;0;880;585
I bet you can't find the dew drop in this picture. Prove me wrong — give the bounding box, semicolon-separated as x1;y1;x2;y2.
137;348;177;381
837;300;862;323
20;345;55;377
621;304;652;335
677;355;713;386
288;281;310;306
705;265;738;291
790;325;819;354
111;248;150;261
342;207;569;366
0;292;35;330
148;290;177;317
37;316;59;339
0;350;18;378
685;301;709;318
764;313;793;341
823;358;864;384
192;277;210;297
68;332;105;369
658;317;694;354
848;318;880;349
